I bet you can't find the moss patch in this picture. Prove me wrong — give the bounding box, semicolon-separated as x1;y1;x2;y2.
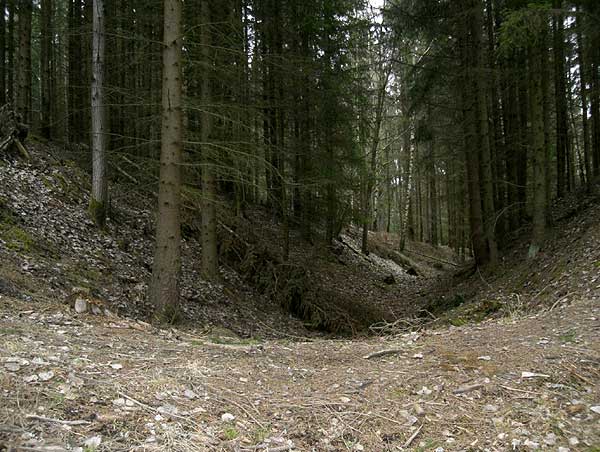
0;225;34;252
88;198;107;228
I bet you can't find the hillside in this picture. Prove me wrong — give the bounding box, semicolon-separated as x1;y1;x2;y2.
1;146;599;451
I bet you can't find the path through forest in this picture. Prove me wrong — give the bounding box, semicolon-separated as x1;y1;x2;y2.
1;292;598;451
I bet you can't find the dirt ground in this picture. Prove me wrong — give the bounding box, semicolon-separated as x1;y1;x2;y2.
1;292;598;451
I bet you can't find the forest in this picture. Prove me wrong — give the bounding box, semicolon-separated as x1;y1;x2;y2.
0;0;599;450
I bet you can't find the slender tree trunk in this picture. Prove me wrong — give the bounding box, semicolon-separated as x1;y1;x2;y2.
462;0;488;265
399;144;412;250
68;0;84;142
553;0;569;197
16;0;32;123
577;15;591;188
528;36;547;258
428;138;438;246
149;0;184;320
590;26;600;176
7;0;14;104
0;0;5;105
517;64;529;221
361;69;389;254
41;0;53;139
89;0;108;227
200;0;218;281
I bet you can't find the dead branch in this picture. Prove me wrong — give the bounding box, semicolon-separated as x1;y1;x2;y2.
25;414;91;426
402;423;423;449
363;348;404;359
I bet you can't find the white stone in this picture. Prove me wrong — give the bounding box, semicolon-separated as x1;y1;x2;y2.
183;389;197;399
221;412;235;422
74;298;88;313
83;436;102;448
38;371;54;381
544;433;557;445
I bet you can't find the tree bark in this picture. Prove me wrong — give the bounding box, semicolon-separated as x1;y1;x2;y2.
361;67;389;254
89;0;108;227
149;0;184;320
0;0;6;105
553;0;569;197
528;35;547;258
16;0;32;124
576;16;591;188
41;0;53;139
7;0;14;104
200;0;218;281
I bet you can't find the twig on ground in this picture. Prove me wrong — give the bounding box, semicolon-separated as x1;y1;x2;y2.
452;383;484;394
25;414;91;426
363;348;404;359
240;445;294;452
401;423;423;449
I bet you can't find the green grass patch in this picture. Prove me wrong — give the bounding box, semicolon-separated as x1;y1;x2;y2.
0;327;22;335
559;329;577;343
207;335;261;346
0;225;33;252
223;427;239;440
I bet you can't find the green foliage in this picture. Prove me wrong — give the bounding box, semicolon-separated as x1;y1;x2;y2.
155;303;183;325
0;225;34;252
88;198;107;228
559;329;577;343
223;427;238;441
498;3;551;56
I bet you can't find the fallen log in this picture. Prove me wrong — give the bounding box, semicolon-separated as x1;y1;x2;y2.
0;104;30;160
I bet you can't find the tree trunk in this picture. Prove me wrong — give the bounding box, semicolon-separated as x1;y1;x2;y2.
553;0;568;197
41;0;53;139
7;0;14;104
200;0;218;281
89;0;108;227
0;0;5;105
590;21;600;177
473;0;497;264
428;138;438;246
462;0;488;265
16;0;32;124
576;16;591;188
528;36;547;258
398;132;412;251
361;68;389;254
68;0;84;142
149;0;184;320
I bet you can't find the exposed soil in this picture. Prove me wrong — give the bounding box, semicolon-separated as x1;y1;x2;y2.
1;292;598;451
1;145;599;451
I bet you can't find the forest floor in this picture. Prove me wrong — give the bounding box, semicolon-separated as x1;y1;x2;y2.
1;143;599;451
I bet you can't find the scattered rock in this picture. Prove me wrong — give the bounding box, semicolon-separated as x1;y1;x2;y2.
74;298;88;313
83;436;102;448
183;389;197;400
543;433;557;446
221;413;235;422
521;371;549;378
38;371;54;381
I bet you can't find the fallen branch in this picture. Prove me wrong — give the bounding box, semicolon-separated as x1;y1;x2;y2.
363;348;404;359
402;423;423;449
25;414;91;426
452;383;484;394
241;444;294;452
